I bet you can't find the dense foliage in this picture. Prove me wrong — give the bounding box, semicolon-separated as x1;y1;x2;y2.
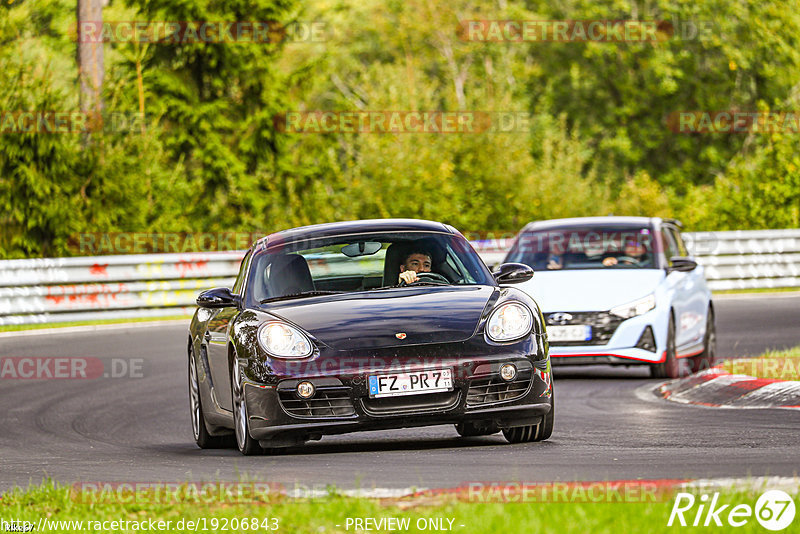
1;0;798;258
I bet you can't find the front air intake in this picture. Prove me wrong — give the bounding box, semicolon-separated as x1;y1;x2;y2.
635;326;656;352
467;371;532;407
278;387;356;418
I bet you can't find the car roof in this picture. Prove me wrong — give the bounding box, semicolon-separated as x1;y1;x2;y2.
519;216;663;233
253;218;454;249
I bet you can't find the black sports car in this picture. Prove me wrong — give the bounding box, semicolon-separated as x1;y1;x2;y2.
188;219;553;455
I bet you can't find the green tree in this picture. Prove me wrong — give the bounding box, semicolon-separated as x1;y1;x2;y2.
523;0;800;194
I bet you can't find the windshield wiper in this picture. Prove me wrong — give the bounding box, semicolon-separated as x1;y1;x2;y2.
260;291;343;304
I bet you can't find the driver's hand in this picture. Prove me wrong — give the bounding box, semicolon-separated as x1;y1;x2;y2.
399;270;419;284
602;257;618;266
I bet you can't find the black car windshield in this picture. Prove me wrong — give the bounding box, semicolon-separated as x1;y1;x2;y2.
247;231;493;303
505;226;657;270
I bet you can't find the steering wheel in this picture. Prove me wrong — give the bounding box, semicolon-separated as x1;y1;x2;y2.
399;272;450;286
614;256;641;266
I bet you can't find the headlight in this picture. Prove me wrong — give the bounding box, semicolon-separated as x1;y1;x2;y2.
486;302;533;342
258;322;313;358
610;294;656;319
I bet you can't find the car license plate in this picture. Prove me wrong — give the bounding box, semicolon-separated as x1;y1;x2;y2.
548;325;592;342
368;369;453;398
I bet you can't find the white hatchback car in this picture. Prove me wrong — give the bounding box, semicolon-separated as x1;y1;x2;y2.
503;217;715;378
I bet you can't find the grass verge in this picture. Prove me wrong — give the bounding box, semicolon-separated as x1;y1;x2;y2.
0;481;796;533
721;346;800;380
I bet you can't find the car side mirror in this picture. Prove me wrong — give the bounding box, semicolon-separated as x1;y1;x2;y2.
493;263;534;284
197;287;239;308
667;257;698;272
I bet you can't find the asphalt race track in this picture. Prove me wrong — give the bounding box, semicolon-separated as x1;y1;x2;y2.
1;294;799;492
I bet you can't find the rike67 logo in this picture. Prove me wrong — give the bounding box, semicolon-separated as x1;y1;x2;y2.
668;490;796;530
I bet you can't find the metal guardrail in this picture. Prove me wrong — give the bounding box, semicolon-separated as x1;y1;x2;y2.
0;230;798;325
0;253;242;326
685;229;800;290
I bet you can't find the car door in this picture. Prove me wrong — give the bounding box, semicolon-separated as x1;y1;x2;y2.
668;225;707;351
205;251;250;413
661;226;701;352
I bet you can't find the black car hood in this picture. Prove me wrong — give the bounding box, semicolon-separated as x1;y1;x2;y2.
263;286;497;351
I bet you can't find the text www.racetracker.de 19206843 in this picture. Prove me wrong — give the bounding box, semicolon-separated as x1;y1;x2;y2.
0;517;279;532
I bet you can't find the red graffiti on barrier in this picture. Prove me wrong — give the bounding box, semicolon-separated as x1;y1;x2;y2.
45;283;128;296
89;263;109;276
175;260;209;278
44;293;134;309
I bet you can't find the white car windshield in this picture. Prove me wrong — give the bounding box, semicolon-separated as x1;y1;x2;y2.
506;226;656;270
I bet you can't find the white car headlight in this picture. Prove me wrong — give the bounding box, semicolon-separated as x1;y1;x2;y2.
610;294;656;319
258;322;313;358
486;302;533;342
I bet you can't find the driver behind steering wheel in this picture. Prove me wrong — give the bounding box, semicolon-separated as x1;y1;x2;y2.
398;249;433;284
602;239;647;267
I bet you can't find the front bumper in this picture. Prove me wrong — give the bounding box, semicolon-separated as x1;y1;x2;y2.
549;347;666;366
547;307;667;365
241;353;552;443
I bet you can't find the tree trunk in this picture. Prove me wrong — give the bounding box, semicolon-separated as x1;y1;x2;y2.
77;0;104;113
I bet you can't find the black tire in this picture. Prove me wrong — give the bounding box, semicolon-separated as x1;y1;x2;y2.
455;421;500;437
231;359;264;456
502;426;536;443
502;389;554;443
694;307;716;372
188;348;231;449
650;313;689;379
537;390;555;441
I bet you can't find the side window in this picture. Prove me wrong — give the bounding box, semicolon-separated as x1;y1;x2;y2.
444;244;476;284
669;227;689;257
232;251;251;295
660;229;678;265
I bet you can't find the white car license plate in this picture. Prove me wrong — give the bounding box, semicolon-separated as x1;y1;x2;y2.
368;369;453;398
548;324;592;342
